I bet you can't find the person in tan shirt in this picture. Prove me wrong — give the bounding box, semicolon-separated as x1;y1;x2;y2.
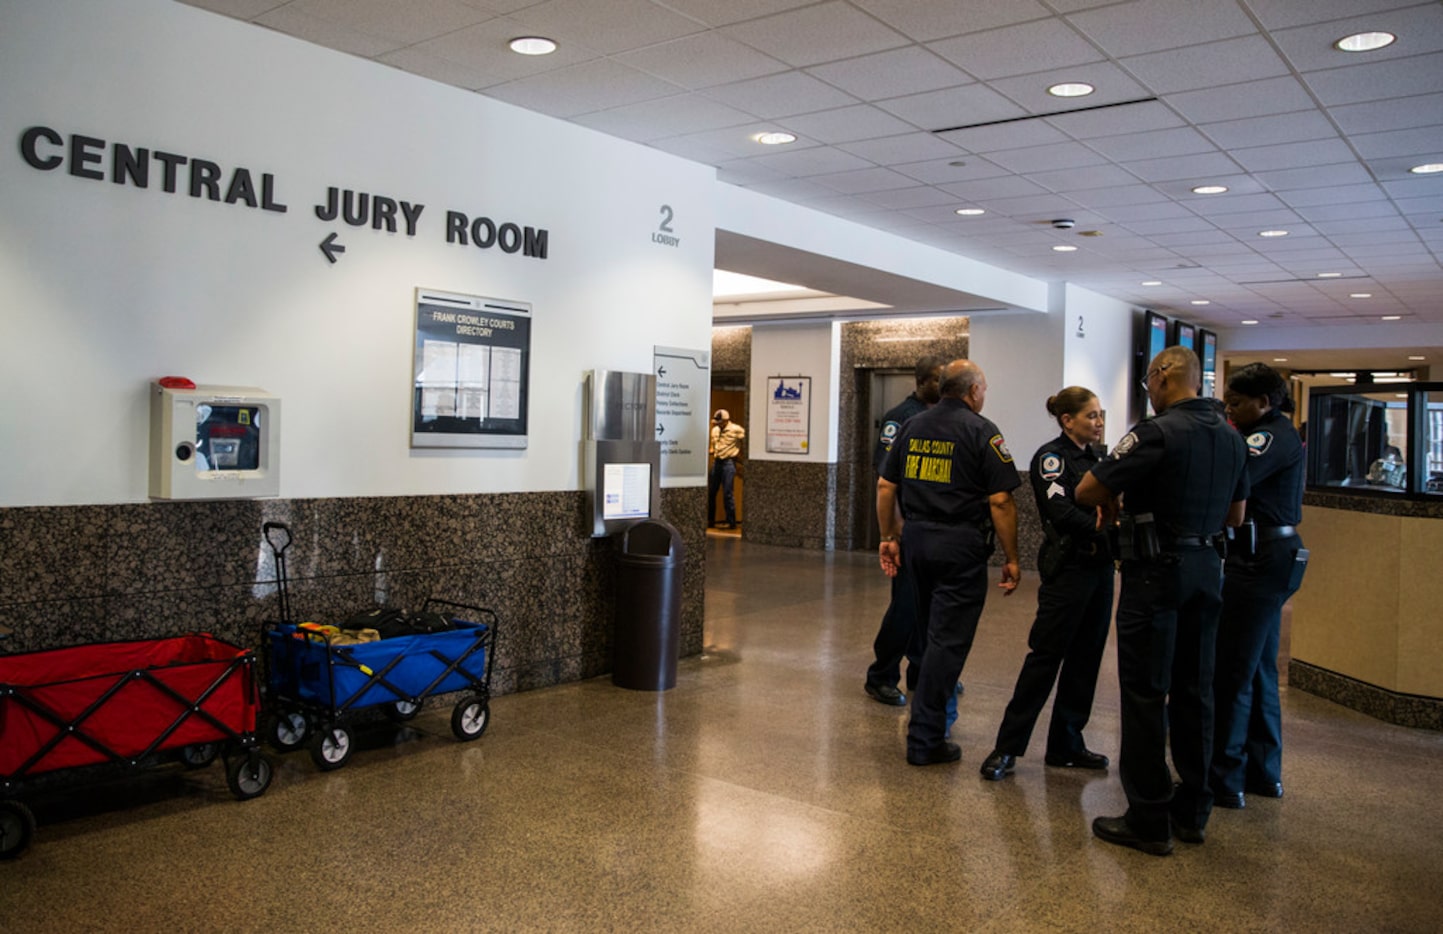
708;409;746;529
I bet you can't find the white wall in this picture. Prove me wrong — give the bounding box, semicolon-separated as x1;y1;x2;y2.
747;321;842;462
967;311;1065;465
1061;284;1138;448
0;0;715;507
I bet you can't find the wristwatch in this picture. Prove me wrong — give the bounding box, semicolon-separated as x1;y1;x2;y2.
880;535;898;543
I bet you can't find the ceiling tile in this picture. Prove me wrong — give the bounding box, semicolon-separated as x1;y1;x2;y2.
254;6;404;56
986;62;1151;113
704;71;857;118
1256;162;1377;191
572;93;753;141
1276;182;1387;208
1086;126;1218;162
985;141;1111;173
379;48;497;89
806;46;974;100
482;59;683;117
748;145;876;176
927;17;1105;80
1270;4;1443;72
939;175;1050;201
504;0;705;54
778;104;917;144
1164;75;1315;124
720;1;910;67
1199;110;1339;150
1046;99;1185;139
861;186;960;209
1120;34;1290;96
812;166;921;194
835;132;967;165
281;0;491;45
876;83;1027;131
1230;138;1357;172
1066;0;1258;57
1029;163;1142;191
616;32;788;89
936;119;1071;153
655;0;819;28
1064;184;1173;209
890;156;1012;185
1123;151;1244;183
1351;126;1443;160
851;0;1054;43
1327;92;1443;135
1303;51;1443;107
410;17;601;80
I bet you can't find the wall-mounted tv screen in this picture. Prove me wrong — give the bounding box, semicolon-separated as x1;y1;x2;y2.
1199;329;1218;397
1172;319;1196;351
1145;310;1169;363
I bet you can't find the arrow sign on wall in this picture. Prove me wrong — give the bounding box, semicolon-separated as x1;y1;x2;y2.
320;232;346;263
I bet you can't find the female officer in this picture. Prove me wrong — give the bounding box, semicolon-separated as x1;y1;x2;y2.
1211;363;1306;809
980;387;1113;781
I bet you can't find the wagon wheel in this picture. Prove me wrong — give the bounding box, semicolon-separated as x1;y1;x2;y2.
226;752;273;801
384;699;421;723
268;710;310;752
178;742;222;769
0;800;36;860
450;694;489;741
309;724;353;771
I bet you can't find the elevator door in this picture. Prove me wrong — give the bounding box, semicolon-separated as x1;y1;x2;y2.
866;370;918;545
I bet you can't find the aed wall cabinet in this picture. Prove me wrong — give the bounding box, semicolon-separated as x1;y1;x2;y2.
149;383;281;499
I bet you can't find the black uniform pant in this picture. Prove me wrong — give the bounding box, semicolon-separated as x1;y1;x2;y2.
866;560;924;691
1114;547;1222;840
708;458;737;525
994;561;1113;758
903;521;988;754
1211;535;1299;797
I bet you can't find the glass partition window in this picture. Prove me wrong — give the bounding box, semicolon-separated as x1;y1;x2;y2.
1427;392;1443;496
1310;390;1408;492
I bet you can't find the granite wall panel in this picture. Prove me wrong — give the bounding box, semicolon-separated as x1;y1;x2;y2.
0;487;708;698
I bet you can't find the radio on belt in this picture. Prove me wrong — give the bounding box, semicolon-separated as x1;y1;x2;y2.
149;381;281;499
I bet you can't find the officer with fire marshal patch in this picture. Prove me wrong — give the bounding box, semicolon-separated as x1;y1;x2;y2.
877;359;1021;767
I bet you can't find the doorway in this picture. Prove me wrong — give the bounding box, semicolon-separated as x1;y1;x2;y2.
708;381;746;529
863;368;916;546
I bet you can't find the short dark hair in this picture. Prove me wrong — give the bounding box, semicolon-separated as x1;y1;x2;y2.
1228;362;1293;413
914;355;945;386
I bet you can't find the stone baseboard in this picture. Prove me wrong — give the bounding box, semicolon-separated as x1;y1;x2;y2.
1289;660;1443;731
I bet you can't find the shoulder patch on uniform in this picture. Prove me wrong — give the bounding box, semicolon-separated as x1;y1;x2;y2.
1112;431;1139;459
1246;431;1273;456
989;434;1013;463
1038;452;1063;481
880;420;901;450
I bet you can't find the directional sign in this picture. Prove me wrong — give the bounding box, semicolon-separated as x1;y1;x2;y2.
653;346;709;482
320;232;346;263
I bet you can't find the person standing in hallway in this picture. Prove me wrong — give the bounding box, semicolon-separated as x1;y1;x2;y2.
1076;346;1248;856
708;409;745;530
864;355;944;707
980;386;1113;782
1211;363;1308;811
877;359;1021;767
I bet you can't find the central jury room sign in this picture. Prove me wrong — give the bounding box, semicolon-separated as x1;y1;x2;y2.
765;376;811;455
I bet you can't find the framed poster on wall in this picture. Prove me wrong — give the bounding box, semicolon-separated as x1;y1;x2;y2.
765;375;810;454
411;288;531;448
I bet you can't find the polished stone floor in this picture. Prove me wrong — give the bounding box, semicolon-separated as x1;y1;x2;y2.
3;536;1441;931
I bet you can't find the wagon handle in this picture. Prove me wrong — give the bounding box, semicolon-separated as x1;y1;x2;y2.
262;521;293;625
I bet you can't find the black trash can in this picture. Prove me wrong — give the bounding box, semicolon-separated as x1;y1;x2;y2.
612;518;685;691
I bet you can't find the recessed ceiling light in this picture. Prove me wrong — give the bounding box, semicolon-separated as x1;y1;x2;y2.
1241;319;1259;325
1317;272;1342;278
753;131;796;146
1047;82;1094;98
1052;244;1078;252
1352;293;1374;299
1273;358;1288;362
1191;185;1228;195
1410;163;1443;175
1381;314;1400;320
1190;300;1210;305
1408;355;1426;361
1334;31;1396;53
955;207;985;216
508;36;557;55
1258;229;1289;238
1141;280;1162;286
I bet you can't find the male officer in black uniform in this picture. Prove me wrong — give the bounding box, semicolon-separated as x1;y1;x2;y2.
877;359;1021;766
1076;346;1248;855
1211;363;1307;810
864;355;944;706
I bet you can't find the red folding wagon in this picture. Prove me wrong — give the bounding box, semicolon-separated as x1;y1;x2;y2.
0;633;272;859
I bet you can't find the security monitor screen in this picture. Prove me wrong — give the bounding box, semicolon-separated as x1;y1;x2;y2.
196;404;261;471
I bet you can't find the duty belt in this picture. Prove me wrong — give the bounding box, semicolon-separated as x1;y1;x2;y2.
1168;533;1214;549
1257;525;1297;541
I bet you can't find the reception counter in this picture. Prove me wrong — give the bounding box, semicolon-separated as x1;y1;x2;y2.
1288;490;1443;730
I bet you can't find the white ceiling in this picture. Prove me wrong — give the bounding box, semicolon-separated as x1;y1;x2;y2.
184;0;1443;367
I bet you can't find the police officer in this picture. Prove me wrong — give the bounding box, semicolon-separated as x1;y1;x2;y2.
1076;346;1248;855
877;359;1021;766
864;355;944;706
1211;363;1307;810
981;386;1113;781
